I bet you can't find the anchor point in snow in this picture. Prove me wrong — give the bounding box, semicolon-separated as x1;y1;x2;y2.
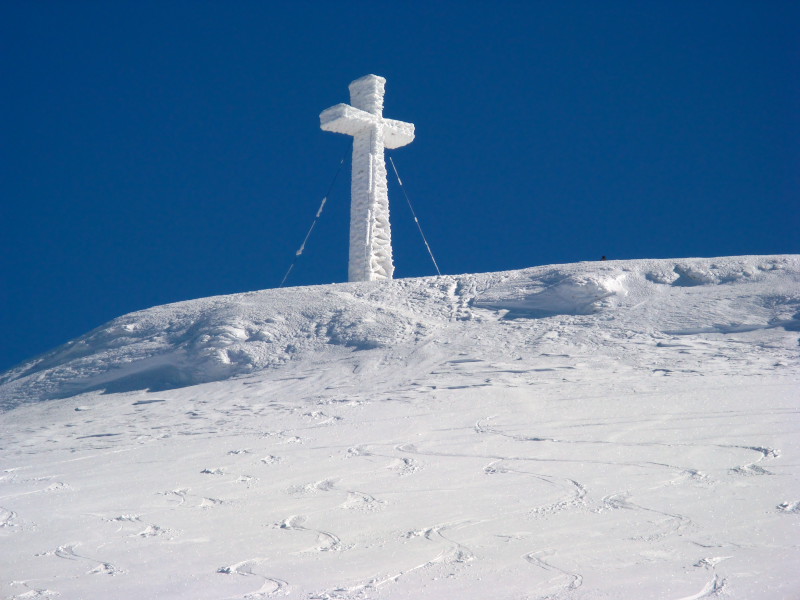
320;75;415;282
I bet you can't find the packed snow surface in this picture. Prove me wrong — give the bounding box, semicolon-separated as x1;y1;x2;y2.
1;255;799;599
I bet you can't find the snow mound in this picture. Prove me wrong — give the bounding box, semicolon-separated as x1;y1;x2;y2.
644;260;783;286
473;270;629;317
1;255;798;408
0;287;432;407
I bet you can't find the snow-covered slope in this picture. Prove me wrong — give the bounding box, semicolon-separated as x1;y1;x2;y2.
1;256;799;599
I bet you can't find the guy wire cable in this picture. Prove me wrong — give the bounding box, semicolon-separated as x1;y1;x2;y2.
388;155;442;276
279;153;347;287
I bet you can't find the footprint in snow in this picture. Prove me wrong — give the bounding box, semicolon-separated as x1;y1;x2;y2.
200;468;224;475
43;482;71;493
287;479;337;496
345;445;371;458
105;514;170;537
302;410;343;423
387;457;420;476
158;489;225;509
107;514;141;522
0;506;19;530
89;562;124;575
134;524;174;538
694;556;732;569
159;488;189;506
9;583;61;599
666;469;715;487
777;501;800;513
200;497;226;509
341;491;385;512
729;464;772;476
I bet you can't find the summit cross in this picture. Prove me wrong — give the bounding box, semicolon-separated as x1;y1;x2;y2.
320;75;415;282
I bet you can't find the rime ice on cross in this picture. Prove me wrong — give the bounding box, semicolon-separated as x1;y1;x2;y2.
320;75;415;282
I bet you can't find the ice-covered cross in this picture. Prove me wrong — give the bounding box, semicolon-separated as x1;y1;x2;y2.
320;75;415;282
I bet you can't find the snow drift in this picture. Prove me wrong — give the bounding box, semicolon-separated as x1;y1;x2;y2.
2;256;797;408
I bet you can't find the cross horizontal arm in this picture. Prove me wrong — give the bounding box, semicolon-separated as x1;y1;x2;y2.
320;104;377;137
383;118;415;149
320;104;414;148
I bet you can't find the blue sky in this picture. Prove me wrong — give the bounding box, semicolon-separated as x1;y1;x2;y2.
2;1;798;372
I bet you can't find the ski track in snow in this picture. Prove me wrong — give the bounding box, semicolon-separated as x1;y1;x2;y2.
403;523;476;566
277;515;343;553
726;445;780;476
217;560;289;599
673;575;727;600
157;487;226;511
474;415;786;485
51;544;124;576
601;492;693;542
483;459;588;519
522;549;583;597
308;523;478;599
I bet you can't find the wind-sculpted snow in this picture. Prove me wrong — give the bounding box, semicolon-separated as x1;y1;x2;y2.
0;286;436;407
472;269;629;317
1;256;799;599
1;255;797;408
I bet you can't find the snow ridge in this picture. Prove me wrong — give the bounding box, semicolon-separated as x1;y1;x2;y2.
1;255;798;409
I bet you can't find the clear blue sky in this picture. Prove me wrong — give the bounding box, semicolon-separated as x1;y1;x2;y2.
2;1;798;372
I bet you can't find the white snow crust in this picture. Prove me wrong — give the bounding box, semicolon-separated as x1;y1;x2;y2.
1;255;799;599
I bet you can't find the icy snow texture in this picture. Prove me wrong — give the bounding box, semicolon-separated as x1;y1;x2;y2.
320;75;415;282
1;255;799;600
1;255;798;407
